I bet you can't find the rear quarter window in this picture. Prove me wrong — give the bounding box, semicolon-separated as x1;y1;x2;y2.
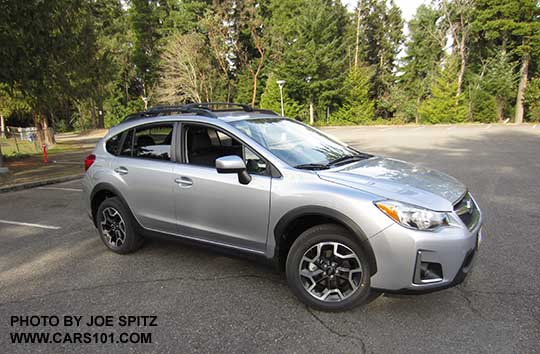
105;134;122;155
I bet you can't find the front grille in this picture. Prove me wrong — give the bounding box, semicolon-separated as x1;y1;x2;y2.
454;193;480;231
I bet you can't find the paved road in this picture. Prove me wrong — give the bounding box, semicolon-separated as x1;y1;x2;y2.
1;124;539;354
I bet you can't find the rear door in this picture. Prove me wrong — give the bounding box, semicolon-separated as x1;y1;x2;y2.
111;122;178;234
172;123;271;253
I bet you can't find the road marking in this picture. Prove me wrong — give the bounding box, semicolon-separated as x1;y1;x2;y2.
413;126;425;130
380;127;394;131
447;125;456;130
37;187;82;192
0;219;62;230
485;124;492;130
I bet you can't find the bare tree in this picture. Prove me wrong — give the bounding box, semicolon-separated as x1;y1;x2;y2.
441;0;473;97
155;33;218;104
203;7;235;102
235;0;269;107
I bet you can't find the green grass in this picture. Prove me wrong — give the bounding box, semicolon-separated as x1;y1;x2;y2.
0;136;40;156
0;135;88;161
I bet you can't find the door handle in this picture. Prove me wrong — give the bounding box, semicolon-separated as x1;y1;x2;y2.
174;177;193;187
114;166;129;175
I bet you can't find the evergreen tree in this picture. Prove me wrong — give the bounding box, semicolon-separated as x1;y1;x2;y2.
130;0;169;106
357;0;404;119
472;0;540;123
399;4;445;122
270;0;349;124
331;66;375;124
525;77;540;121
418;57;468;123
0;0;95;142
483;52;519;121
259;73;303;118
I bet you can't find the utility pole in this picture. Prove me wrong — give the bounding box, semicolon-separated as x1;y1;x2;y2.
277;80;286;116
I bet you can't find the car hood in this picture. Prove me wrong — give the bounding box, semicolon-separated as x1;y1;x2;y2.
317;157;466;211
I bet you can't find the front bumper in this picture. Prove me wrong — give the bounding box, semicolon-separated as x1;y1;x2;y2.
369;216;482;293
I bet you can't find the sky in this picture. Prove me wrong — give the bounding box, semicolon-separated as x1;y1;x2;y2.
341;0;428;57
341;0;426;22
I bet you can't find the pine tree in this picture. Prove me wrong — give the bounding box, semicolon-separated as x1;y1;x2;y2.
525;77;540;121
483;53;519;121
269;0;348;124
399;4;445;122
130;0;169;106
259;73;303;118
418;57;468;123
472;0;540;123
356;0;404;119
331;66;374;123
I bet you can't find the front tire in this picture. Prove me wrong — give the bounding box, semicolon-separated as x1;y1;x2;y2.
96;197;143;254
286;224;372;311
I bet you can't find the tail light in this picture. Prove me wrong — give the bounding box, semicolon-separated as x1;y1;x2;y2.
84;154;96;171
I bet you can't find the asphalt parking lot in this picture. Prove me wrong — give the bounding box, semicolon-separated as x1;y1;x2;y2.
1;124;539;354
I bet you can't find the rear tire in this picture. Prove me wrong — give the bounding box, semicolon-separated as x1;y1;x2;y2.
96;197;143;254
286;224;372;312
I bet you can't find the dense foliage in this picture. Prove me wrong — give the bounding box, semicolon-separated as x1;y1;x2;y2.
0;0;539;132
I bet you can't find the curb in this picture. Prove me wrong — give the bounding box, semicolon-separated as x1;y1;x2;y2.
0;174;84;193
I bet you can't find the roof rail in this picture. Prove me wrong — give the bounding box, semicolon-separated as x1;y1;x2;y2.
182;102;254;112
182;102;278;115
121;102;278;123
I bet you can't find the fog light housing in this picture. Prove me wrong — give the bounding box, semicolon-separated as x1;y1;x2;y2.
414;251;443;284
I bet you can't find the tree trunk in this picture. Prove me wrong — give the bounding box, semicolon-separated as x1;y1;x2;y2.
41;115;55;145
354;5;361;69
0;143;4;168
33;113;43;146
0;112;5;137
309;98;315;125
514;54;529;124
97;101;105;129
415;96;421;124
124;72;130;105
90;105;97;129
456;34;466;96
496;98;505;122
251;75;258;107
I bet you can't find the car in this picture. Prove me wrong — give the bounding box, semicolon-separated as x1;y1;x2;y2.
82;102;483;311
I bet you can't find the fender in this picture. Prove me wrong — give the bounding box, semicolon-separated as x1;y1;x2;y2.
273;206;378;275
90;182;140;229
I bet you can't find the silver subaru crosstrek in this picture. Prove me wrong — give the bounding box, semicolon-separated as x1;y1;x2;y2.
83;103;483;311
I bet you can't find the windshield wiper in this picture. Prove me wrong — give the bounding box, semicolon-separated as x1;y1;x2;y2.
329;154;370;166
294;163;329;170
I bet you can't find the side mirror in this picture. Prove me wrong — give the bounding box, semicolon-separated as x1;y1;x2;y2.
215;155;252;185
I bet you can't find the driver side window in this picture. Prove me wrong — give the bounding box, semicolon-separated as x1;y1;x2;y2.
183;124;268;176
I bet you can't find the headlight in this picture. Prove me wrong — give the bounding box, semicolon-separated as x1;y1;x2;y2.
375;200;450;231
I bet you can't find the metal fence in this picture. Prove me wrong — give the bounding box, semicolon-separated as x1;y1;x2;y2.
0;127;54;155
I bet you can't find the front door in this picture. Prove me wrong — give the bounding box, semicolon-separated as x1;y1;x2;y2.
173;123;271;253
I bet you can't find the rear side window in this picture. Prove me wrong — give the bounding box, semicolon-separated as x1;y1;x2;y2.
119;129;134;157
105;134;122;155
119;123;174;161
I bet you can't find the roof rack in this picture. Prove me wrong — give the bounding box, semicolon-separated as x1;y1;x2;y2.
121;102;278;123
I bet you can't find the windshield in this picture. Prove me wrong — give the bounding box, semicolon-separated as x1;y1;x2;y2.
230;118;370;169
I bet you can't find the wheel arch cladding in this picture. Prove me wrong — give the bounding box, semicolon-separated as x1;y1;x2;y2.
273;206;378;275
90;183;133;227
